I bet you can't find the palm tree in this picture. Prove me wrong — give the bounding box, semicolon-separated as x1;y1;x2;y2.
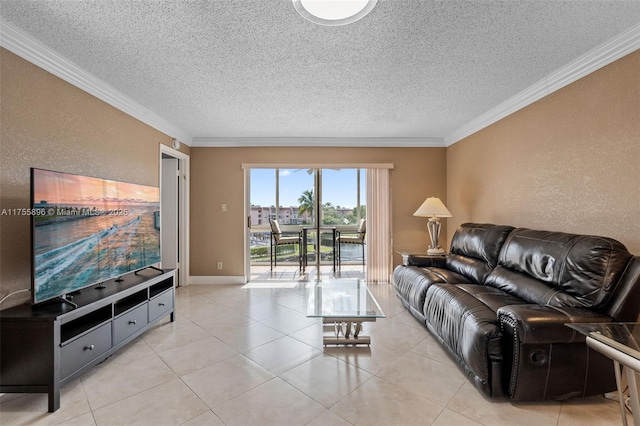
298;189;314;224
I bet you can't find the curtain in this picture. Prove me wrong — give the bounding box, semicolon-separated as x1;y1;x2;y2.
366;168;392;283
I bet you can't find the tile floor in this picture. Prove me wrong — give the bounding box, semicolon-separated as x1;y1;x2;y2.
0;267;630;425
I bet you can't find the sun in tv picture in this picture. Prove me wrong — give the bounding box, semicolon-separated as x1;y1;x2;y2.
32;169;161;304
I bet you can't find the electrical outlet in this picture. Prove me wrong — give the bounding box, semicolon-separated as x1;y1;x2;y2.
217;261;223;270
221;204;227;212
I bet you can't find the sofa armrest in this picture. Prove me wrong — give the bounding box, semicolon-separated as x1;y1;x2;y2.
498;304;612;345
499;304;618;400
401;254;447;268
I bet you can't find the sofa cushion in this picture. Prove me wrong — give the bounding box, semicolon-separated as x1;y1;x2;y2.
392;264;476;321
486;228;632;309
392;266;447;322
456;284;527;313
446;223;515;284
426;267;474;284
423;283;503;396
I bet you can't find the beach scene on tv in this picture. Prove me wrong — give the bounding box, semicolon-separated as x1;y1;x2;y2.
32;169;161;303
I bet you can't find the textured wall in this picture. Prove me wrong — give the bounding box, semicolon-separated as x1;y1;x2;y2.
447;51;640;254
0;49;184;307
190;147;447;277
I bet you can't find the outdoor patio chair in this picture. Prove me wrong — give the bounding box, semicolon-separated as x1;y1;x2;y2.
269;219;302;270
336;218;366;267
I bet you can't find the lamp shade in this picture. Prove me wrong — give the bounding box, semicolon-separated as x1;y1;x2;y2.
413;197;452;218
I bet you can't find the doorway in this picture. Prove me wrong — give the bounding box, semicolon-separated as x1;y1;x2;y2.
160;145;189;287
245;166;365;282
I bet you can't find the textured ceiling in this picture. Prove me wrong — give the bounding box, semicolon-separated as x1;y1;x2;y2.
1;0;639;145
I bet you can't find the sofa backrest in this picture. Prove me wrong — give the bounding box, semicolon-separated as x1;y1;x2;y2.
446;223;515;284
485;228;633;310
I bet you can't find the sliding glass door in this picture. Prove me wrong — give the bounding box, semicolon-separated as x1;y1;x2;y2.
248;167;365;278
320;169;365;264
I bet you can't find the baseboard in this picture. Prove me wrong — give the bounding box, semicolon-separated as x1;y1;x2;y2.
188;276;246;285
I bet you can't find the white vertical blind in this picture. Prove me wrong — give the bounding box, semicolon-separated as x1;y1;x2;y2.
366;168;392;283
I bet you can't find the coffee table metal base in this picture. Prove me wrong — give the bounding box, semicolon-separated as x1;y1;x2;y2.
322;318;374;346
586;336;640;426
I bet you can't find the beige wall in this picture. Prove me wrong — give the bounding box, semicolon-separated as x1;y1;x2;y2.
447;51;640;254
190;147;447;277
0;49;186;307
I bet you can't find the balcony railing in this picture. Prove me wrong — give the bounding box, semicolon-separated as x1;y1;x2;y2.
249;226;364;265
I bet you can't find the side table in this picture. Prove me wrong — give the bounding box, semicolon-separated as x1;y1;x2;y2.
396;251;447;267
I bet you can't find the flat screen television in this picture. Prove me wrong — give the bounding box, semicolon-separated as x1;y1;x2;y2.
31;168;161;305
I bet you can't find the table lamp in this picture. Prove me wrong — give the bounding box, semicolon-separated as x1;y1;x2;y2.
413;197;452;255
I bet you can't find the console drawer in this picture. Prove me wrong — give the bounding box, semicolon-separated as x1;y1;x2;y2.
60;322;112;379
113;303;148;345
149;289;173;321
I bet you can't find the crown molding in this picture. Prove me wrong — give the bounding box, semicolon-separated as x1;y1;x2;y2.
445;22;640;146
3;15;637;150
191;137;445;148
0;19;193;145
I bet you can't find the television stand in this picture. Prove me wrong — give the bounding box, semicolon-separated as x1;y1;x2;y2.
0;269;175;412
135;265;164;274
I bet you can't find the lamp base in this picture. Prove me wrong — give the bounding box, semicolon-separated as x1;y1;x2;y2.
427;217;445;256
427;247;446;255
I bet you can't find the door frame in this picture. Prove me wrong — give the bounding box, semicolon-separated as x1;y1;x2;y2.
160;144;190;287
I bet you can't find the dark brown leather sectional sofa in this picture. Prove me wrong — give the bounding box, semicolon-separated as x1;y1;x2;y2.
392;223;640;400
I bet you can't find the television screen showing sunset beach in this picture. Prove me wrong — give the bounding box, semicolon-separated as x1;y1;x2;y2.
31;169;160;303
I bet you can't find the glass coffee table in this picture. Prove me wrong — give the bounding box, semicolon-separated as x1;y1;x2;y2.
566;323;640;426
307;279;385;346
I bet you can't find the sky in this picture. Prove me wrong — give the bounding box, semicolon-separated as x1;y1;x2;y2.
250;168;364;208
33;169;159;205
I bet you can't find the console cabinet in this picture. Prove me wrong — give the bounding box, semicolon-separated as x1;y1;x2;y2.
0;269;175;412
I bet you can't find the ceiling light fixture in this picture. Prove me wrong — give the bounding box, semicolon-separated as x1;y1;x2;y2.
292;0;378;26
